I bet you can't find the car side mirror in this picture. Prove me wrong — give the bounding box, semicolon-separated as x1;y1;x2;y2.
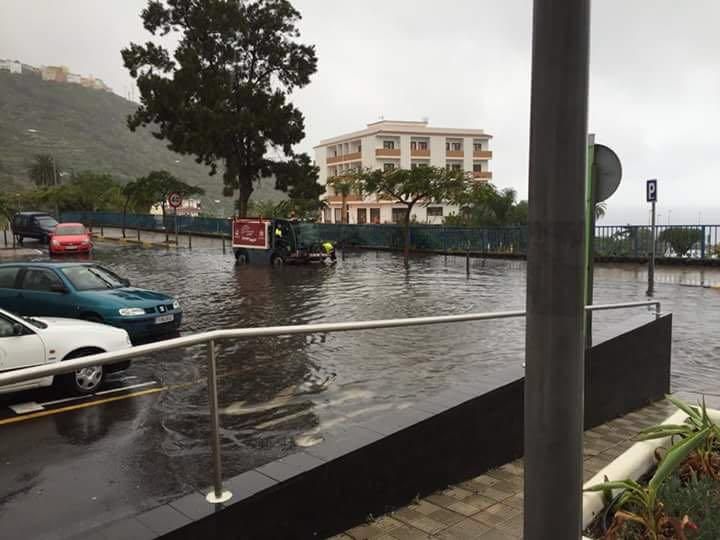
50;283;69;294
12;324;24;336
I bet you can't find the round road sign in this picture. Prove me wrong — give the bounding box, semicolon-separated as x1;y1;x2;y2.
594;144;622;203
168;192;183;209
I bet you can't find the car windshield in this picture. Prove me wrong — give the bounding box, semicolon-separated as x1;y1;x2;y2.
22;316;48;329
60;265;126;291
37;216;58;227
55;225;86;235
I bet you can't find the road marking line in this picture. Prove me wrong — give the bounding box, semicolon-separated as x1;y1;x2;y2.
95;381;158;395
9;402;44;414
0;387;165;426
39;395;85;407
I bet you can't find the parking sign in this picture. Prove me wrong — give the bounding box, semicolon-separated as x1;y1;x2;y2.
646;179;657;202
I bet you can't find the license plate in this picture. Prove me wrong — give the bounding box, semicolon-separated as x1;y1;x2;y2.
65;245;78;250
155;314;174;325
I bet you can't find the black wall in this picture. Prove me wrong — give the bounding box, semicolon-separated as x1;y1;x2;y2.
143;316;672;540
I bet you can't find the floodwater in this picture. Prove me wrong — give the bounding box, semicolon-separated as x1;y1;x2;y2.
1;238;720;538
91;242;720;472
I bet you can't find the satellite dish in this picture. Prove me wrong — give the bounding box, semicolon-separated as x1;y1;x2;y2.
594;144;622;203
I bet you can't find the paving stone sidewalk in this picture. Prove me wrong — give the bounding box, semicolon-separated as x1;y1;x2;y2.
331;399;676;540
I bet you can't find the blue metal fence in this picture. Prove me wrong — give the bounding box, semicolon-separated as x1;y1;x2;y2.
61;212;719;260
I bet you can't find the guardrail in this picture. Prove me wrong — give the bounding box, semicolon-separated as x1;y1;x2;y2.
58;212;720;261
0;300;662;503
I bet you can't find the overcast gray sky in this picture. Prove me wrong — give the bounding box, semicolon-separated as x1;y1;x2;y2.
2;0;719;224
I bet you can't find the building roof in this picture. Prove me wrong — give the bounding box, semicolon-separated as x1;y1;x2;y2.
315;120;492;148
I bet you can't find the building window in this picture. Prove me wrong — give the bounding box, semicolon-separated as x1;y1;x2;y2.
473;162;483;172
334;208;343;223
427;206;443;218
410;141;417;150
445;142;450;151
391;208;408;224
452;142;462;151
384;163;395;172
383;140;395;150
473;142;483;152
419;141;428;150
324;208;332;223
357;208;367;224
450;163;462;171
370;208;380;224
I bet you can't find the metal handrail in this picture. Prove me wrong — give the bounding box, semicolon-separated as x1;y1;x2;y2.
0;299;662;503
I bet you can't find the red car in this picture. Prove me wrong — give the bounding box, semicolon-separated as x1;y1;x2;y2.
49;223;93;255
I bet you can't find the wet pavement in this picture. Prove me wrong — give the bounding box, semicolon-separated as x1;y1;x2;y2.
1;235;720;538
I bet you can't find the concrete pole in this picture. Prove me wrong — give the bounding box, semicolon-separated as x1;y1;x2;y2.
524;0;590;538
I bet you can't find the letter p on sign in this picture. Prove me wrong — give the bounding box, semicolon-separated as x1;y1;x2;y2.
646;179;657;203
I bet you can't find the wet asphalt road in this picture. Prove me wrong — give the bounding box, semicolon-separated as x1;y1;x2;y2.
1;237;719;538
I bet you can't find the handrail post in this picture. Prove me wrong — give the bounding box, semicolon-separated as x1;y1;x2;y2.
205;338;232;504
655;302;661;320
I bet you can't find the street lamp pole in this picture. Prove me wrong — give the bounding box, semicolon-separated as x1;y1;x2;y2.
524;0;591;538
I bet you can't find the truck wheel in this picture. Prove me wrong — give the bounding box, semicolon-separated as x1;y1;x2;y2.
58;347;106;395
234;250;248;264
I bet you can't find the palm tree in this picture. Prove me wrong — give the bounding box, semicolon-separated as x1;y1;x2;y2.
327;175;356;224
28;154;59;187
594;202;607;221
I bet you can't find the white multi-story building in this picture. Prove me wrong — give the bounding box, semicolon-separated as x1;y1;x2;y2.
0;59;22;74
314;120;492;224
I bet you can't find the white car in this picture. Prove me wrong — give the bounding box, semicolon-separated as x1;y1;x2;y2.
0;308;132;396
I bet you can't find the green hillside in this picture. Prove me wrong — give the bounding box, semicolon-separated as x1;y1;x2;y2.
0;70;284;210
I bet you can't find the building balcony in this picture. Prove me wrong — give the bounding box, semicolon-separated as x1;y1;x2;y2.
473;150;493;159
375;148;401;157
326;194;363;203
446;150;464;158
472;171;493;180
410;148;430;157
327;151;362;164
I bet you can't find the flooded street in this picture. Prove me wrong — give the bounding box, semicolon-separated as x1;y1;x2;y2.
1;239;719;538
87;241;720;475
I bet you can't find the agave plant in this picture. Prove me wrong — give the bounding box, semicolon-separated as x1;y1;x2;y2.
638;395;720;481
585;399;712;539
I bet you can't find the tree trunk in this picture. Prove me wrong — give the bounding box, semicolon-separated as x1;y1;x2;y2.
122;199;130;238
341;195;347;224
403;204;414;263
237;176;253;217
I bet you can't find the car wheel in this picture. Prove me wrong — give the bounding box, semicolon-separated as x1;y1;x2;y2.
58;348;106;395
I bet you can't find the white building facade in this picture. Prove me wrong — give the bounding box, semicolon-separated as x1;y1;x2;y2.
0;60;22;74
314;120;492;225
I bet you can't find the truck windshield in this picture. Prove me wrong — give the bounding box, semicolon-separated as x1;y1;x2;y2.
36;216;58;228
60;265;126;291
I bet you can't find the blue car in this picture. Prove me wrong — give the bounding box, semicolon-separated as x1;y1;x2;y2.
0;262;182;339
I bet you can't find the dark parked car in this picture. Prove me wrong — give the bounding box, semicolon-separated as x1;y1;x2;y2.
11;212;58;244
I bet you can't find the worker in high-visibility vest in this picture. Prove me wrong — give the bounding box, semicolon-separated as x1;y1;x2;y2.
322;241;336;262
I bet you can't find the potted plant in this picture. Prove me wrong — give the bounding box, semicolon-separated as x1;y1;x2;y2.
583;396;720;539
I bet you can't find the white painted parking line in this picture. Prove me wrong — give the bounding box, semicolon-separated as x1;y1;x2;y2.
9;402;44;414
95;381;158;395
39;395;86;407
